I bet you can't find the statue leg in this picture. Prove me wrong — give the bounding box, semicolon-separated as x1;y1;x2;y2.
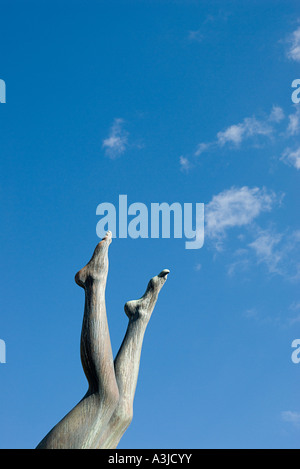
36;232;119;449
98;269;170;449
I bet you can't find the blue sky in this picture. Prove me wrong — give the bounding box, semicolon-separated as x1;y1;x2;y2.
1;0;300;449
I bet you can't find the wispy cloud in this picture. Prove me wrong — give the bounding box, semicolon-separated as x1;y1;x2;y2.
207;106;279;151
279;106;300;170
287;301;300;325
237;228;300;280
180;106;285;169
286;105;300;136
187;30;203;42
290;301;300;312
179;155;193;172
243;308;259;319
248;229;283;275
187;10;231;43
216;123;245;146
205;186;277;242
286;26;300;62
227;256;250;277
217;115;273;147
281;411;300;426
194;142;212;157
102;118;129;159
269;105;285;123
281;146;300;170
180;104;300;171
204;186;300;282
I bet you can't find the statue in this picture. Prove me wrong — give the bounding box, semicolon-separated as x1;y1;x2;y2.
36;231;169;449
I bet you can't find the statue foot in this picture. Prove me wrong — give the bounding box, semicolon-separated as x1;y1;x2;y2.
75;231;112;287
124;269;170;323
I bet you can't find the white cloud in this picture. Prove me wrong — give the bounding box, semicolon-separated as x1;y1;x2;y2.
179;155;192;172
288;301;300;325
204;187;300;281
194;142;212;156
249;228;300;279
217;116;273;147
188;30;203;42
102;118;129;159
286;26;300;62
243;308;258;319
281;147;300;170
217;123;245;146
244;116;273;137
179;104;300;172
192;106;282;160
205;186;276;240
287;106;300;136
187;11;230;43
281;411;300;426
249;230;283;274
227;257;250;277
269;105;285;123
290;301;300;311
181;101;297;173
